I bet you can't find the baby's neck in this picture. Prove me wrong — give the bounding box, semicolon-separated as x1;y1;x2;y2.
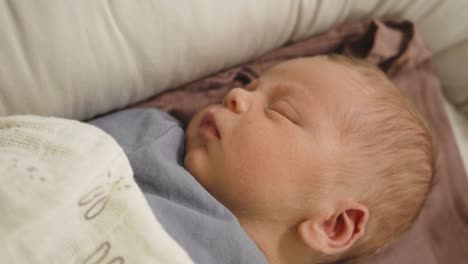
238;216;314;264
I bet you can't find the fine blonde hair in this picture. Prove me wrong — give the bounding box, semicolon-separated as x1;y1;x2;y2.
318;54;434;263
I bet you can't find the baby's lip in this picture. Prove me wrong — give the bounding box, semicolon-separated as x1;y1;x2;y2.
199;111;221;140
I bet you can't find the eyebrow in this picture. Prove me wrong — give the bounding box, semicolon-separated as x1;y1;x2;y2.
252;78;309;107
266;81;303;100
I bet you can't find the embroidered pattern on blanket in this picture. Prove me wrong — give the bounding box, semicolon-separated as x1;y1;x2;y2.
0;116;194;264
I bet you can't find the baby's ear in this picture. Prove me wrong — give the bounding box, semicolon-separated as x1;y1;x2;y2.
297;202;369;255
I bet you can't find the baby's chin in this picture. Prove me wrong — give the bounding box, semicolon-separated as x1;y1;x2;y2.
183;147;200;177
184;144;210;186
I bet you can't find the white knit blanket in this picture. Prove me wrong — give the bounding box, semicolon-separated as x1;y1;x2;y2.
0;116;194;264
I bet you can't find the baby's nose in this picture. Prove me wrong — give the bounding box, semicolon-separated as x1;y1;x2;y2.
222;88;252;114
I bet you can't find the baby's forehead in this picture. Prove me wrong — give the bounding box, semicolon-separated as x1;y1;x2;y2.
264;57;342;76
259;57;381;132
260;57;367;100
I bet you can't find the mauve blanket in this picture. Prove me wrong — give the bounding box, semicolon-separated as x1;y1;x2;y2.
134;19;468;264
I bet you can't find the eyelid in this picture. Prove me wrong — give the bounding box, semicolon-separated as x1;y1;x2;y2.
270;100;299;125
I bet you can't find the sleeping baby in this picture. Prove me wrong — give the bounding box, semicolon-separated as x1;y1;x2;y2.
91;55;433;264
184;55;434;263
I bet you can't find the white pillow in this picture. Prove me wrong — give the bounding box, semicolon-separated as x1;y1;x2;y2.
0;0;466;120
436;41;468;116
445;101;468;174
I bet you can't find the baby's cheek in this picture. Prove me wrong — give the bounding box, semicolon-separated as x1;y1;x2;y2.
224;145;284;196
227;140;273;176
184;146;219;187
184;150;205;181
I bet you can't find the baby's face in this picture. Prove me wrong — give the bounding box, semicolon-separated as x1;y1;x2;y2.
185;57;360;220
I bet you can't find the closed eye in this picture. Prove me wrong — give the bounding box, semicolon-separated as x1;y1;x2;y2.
268;101;298;125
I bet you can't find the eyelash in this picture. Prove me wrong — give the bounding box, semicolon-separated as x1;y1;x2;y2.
267;103;292;123
274;99;303;126
247;83;298;124
267;107;281;117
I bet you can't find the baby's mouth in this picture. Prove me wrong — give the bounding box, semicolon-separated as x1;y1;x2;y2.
199;112;221;139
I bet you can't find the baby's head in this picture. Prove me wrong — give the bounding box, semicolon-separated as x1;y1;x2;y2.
185;55;434;264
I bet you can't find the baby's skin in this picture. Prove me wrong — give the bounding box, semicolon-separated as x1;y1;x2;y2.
184;56;433;264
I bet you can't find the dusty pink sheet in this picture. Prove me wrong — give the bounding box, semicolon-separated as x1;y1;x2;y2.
134;20;468;264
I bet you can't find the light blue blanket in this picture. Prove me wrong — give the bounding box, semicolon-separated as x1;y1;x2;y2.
90;108;267;264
